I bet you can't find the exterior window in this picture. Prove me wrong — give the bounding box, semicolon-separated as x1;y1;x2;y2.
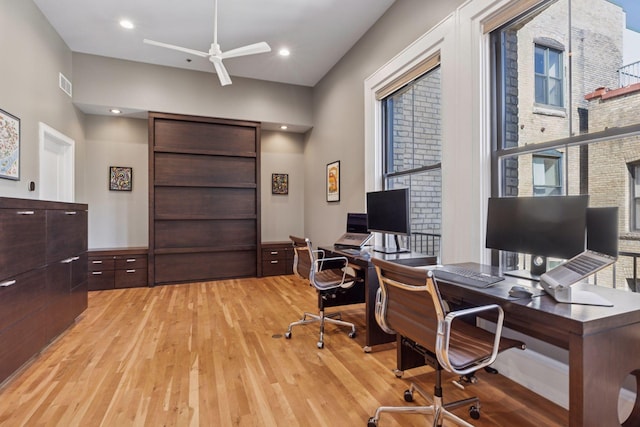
532;152;562;196
382;66;442;256
534;44;563;107
632;163;640;231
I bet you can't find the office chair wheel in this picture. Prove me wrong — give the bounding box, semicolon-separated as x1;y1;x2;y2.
469;405;480;420
317;341;324;349
348;330;357;339
284;332;292;339
367;417;378;427
403;389;413;402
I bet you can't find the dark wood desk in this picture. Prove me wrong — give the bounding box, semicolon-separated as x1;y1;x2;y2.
397;262;640;427
321;246;438;352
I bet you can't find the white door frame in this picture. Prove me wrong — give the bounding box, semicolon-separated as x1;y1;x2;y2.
39;122;75;202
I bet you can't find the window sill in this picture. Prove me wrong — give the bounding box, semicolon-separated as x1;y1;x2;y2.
533;105;566;117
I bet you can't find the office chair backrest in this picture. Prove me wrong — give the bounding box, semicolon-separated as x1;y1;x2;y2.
290;235;313;280
373;258;445;353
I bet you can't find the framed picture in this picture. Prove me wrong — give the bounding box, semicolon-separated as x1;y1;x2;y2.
326;160;340;202
272;173;289;194
0;109;20;180
109;166;133;191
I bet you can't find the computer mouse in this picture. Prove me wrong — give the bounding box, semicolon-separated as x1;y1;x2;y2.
509;285;533;299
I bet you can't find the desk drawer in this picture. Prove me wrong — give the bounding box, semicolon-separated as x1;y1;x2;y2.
89;257;115;272
88;270;115;291
115;268;147;288
262;248;287;262
115;256;147;270
0;268;46;331
262;259;287;276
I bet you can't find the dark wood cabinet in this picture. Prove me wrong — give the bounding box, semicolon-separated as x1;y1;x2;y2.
0;197;87;385
149;113;261;285
88;248;148;290
261;242;294;276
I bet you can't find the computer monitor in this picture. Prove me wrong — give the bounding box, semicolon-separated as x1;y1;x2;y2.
346;213;368;234
366;188;410;254
587;207;618;257
486;195;589;279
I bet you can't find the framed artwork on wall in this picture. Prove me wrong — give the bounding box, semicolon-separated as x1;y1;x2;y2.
326;160;340;202
0;109;20;180
109;166;133;191
272;173;289;194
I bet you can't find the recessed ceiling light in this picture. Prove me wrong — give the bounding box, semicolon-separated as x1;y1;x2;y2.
278;48;290;57
280;125;288;130
119;19;134;29
110;109;122;114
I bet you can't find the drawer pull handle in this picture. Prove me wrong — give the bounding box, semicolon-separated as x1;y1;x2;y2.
17;211;35;215
126;269;136;273
92;260;103;264
92;272;103;276
126;259;136;263
61;256;80;264
65;211;77;215
270;251;279;255
270;260;279;264
0;280;16;287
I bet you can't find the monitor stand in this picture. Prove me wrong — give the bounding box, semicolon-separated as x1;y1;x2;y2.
372;235;410;254
503;255;547;282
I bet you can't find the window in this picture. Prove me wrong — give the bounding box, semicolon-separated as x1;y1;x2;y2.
491;0;640;290
631;163;640;231
382;66;442;255
534;44;563;107
532;151;562;196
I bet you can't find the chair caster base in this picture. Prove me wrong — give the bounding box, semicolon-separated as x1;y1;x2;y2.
367;416;378;427
469;405;480;419
284;332;292;339
348;330;357;338
317;341;324;349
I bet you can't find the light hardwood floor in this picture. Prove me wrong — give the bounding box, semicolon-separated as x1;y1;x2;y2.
0;275;567;426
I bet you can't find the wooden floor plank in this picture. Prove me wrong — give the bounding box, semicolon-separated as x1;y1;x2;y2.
0;275;568;426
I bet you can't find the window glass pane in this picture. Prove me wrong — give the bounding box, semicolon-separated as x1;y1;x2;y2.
548;77;562;106
388;169;442;256
636;199;640;230
548;50;561;78
534;46;545;74
535;75;547;103
635;165;640;198
386;67;441;174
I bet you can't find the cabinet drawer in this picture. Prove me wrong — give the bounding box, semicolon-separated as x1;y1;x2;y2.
46;210;88;263
0;268;46;331
0;307;47;385
88;270;115;291
115;256;147;270
262;248;287;261
0;209;46;280
262;259;287;276
115;268;147;288
89;257;115;272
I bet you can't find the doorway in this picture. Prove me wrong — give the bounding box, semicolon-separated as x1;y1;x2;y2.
39;122;75;202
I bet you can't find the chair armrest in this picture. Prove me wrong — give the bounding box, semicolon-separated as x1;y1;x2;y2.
374;288;396;334
313;256;350;285
436;304;505;375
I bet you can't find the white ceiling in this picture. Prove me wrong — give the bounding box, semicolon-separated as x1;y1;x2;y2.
33;0;395;87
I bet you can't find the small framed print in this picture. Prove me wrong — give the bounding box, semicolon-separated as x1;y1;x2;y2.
109;166;132;191
0;109;20;180
272;173;289;194
326;160;340;202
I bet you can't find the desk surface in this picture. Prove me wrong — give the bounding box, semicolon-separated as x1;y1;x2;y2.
413;262;640;427
435;262;640;346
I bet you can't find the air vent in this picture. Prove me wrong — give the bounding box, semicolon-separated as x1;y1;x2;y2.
59;73;72;97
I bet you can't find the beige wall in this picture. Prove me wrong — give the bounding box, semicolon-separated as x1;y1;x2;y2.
0;0;86;201
305;0;465;247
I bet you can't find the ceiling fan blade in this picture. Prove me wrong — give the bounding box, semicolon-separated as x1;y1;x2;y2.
211;57;232;86
221;42;271;60
143;39;210;58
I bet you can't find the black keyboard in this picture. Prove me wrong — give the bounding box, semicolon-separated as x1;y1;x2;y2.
433;266;504;288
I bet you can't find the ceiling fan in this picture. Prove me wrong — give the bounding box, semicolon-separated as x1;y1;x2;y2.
143;0;271;86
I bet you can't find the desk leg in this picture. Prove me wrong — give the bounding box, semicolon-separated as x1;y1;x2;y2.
569;321;640;427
